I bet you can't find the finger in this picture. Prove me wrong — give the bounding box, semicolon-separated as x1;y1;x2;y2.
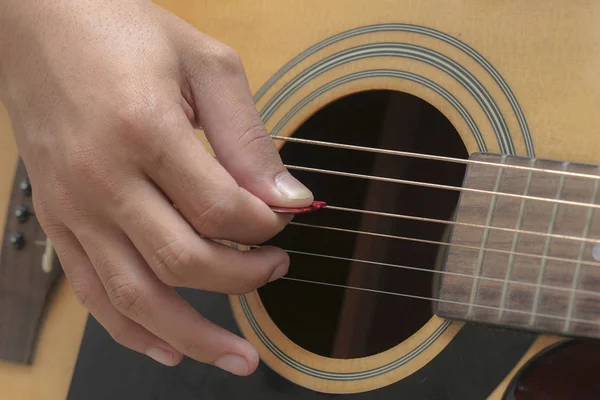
184;41;314;207
115;179;289;293
76;224;260;376
140;99;291;245
45;222;183;366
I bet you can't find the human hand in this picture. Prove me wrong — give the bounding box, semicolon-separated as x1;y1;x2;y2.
0;0;313;375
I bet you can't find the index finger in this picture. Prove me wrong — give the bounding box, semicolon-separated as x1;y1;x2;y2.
184;41;314;208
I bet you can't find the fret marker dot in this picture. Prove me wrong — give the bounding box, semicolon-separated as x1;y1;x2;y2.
594;244;600;262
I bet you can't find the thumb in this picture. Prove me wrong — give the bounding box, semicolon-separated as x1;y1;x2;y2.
186;44;313;208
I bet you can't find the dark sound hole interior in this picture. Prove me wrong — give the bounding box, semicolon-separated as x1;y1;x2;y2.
258;90;469;359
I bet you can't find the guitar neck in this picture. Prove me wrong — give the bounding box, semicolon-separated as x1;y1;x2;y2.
436;152;600;339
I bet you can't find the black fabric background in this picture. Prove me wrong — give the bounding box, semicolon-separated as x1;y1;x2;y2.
66;288;535;400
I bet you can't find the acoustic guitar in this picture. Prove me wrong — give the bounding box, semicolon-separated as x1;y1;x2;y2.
1;0;600;399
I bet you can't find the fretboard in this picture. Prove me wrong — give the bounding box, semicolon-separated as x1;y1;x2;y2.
436;152;600;340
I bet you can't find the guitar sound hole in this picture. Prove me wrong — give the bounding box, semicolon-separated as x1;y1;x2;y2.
258;90;468;358
505;339;600;400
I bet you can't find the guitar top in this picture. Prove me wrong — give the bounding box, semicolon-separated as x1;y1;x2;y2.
2;1;600;399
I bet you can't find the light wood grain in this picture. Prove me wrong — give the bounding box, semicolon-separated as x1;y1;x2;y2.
1;0;600;398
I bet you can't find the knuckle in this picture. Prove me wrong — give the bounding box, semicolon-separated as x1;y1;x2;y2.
230;114;281;175
45;172;78;212
110;88;172;144
63;143;119;196
71;278;93;307
33;198;59;233
112;109;146;141
111;94;181;168
61;139;134;205
209;44;244;75
64;143;103;180
37;219;75;250
152;239;194;285
237;121;271;154
105;274;146;317
190;194;234;236
32;195;51;222
113;85;162;128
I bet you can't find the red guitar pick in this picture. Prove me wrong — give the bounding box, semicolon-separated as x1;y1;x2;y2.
270;200;327;214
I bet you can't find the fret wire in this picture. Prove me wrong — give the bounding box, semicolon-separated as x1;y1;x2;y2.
288;221;600;268
251;246;600;299
564;167;600;331
324;204;600;245
278;276;600;327
269;136;600;329
468;156;506;317
529;162;568;326
285;164;600;210
272;135;600;181
498;159;535;321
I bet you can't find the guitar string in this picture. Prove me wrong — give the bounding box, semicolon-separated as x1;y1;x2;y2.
323;204;600;245
278;276;600;328
213;139;600;209
284;164;600;210
271;135;600;181
264;136;600;328
288;221;600;268
247;245;600;299
24;137;597;325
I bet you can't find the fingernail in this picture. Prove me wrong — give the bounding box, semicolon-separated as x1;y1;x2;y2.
268;262;289;282
214;354;249;375
146;347;175;366
274;172;313;200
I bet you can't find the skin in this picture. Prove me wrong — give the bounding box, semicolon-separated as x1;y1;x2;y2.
0;0;314;376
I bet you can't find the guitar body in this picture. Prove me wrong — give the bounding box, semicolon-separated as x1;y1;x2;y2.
1;1;600;399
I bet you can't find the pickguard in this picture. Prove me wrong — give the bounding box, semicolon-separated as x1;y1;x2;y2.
67;289;536;400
